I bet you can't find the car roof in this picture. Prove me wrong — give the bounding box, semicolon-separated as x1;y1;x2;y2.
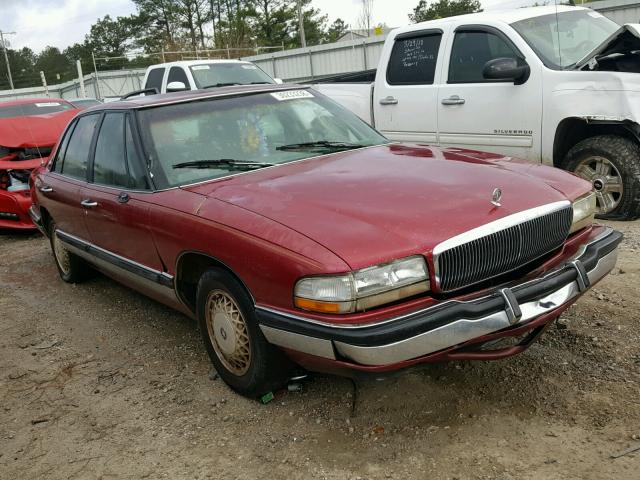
87;84;308;111
0;97;73;108
395;5;589;33
146;59;254;70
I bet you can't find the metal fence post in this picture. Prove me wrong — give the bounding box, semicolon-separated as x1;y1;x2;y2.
308;49;314;80
362;41;368;70
76;60;86;98
91;52;102;99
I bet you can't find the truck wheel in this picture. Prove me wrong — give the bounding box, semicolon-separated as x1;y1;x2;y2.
562;135;640;220
196;269;291;398
49;221;94;283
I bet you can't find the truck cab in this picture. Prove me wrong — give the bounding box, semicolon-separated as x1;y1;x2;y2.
142;60;279;94
315;6;640;220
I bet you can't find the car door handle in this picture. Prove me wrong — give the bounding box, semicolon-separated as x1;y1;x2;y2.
80;199;98;208
379;96;398;105
39;185;53;193
441;95;465;105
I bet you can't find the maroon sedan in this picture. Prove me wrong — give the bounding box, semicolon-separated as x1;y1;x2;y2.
30;85;622;398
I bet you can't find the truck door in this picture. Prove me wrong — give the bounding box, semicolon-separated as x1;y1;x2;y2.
372;28;445;143
436;26;541;161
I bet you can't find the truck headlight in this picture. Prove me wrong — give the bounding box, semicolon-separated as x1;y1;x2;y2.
294;256;430;314
570;192;597;234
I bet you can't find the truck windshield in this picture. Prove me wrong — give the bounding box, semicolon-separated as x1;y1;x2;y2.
0;101;75;119
511;10;619;69
189;63;275;88
137;89;388;188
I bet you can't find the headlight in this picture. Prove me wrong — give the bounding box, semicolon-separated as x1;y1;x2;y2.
294;256;430;314
570;192;596;234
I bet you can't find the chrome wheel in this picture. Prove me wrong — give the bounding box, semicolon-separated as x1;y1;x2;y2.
574;156;623;214
52;231;71;276
205;290;251;376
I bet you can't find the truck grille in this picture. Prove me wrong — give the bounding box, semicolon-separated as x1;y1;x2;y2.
435;204;573;292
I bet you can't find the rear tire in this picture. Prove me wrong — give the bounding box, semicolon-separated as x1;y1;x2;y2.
562;135;640;220
49;221;94;283
196;269;292;398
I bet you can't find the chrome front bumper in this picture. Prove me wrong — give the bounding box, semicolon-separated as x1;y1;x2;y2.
256;228;622;367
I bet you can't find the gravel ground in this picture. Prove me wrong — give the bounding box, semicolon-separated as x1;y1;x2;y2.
1;220;639;479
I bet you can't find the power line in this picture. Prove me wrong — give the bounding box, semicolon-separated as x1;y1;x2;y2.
0;30;16;90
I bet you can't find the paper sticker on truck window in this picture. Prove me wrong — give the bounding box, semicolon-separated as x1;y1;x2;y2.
191;65;210;70
241;64;258;69
588;11;603;18
35;102;62;107
270;90;314;101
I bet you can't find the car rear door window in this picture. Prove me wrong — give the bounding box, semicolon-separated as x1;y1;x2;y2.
167;66;189;87
386;32;442;85
59;114;98;180
145;68;164;92
93;113;128;187
448;31;520;83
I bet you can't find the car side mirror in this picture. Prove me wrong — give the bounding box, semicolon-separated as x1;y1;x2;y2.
483;57;530;85
274;78;284;84
166;81;188;92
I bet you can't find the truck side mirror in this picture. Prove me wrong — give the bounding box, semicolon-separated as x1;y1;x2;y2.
483;57;530;85
166;81;188;92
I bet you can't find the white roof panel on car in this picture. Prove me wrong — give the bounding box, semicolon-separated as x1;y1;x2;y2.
393;5;590;34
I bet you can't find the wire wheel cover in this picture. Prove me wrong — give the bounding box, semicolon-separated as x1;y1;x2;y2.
53;231;71;275
205;290;252;376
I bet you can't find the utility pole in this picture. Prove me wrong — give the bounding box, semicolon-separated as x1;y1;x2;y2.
0;30;16;90
297;1;307;49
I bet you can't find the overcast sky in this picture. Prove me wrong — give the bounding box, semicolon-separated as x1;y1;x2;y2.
1;0;536;53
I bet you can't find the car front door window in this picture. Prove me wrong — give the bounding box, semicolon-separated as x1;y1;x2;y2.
59;114;99;180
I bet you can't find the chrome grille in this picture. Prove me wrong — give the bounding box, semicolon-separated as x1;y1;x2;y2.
435;204;573;292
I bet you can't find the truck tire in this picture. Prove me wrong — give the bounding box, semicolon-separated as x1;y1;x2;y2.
562;135;640;220
196;268;292;399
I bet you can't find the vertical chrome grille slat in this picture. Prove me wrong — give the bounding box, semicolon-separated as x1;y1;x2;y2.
435;206;573;292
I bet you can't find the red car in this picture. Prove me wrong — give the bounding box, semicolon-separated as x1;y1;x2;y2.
30;86;622;398
0;98;78;229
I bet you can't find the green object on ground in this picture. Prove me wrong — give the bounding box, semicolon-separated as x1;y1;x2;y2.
261;391;274;404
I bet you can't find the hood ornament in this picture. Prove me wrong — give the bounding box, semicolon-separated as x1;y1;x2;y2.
491;188;502;207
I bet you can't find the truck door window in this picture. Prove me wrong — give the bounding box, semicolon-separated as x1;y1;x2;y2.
145;68;164;92
59;114;99;180
167;66;189;86
386;32;442;85
93;113;128;187
448;31;519;83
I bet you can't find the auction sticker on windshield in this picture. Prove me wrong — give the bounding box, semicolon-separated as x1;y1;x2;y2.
35;102;62;107
270;90;314;101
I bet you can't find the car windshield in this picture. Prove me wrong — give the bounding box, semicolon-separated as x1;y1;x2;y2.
0;101;75;119
137;89;388;188
189;63;275;88
511;10;619;69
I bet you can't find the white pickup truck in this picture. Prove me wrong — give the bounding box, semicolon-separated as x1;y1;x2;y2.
142;60;279;94
314;5;640;219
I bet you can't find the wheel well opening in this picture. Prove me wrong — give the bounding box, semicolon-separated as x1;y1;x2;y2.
175;252;251;313
553;118;639;167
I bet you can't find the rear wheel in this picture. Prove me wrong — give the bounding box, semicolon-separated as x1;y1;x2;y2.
196;269;291;398
562;135;640;220
49;222;93;283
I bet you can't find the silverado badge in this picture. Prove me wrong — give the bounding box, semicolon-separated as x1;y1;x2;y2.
491;188;502;207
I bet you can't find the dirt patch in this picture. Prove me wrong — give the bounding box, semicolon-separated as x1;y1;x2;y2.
1;221;639;479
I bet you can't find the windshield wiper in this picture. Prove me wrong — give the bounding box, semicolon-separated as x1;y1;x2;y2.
250;81;272;84
202;82;241;89
173;159;274;170
276;141;367;152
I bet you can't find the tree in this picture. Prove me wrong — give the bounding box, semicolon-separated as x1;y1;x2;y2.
409;0;482;23
325;18;348;43
88;15;135;56
250;0;295;48
34;46;75;83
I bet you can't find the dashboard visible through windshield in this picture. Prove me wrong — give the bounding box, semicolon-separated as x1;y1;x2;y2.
136;89;388;188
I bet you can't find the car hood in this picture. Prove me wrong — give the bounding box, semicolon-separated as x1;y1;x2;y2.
0;109;78;149
185;144;589;270
575;23;640;70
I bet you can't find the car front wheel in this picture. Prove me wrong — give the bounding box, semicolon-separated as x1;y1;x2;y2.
563;135;640;220
196;269;291;398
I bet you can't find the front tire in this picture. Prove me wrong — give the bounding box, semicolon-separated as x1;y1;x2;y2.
49;221;93;283
196;269;291;398
562;135;640;220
